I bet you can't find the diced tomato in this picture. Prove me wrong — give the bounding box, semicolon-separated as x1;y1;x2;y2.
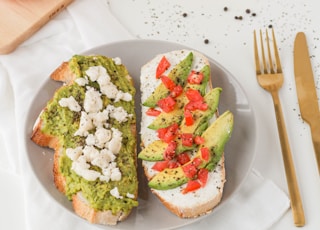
177;152;191;165
146;108;161;116
182;180;201;194
187;71;204;84
191;157;203;168
200;147;210;161
170;85;183;98
164;141;177;160
185;101;208;111
161;76;175;90
185;88;204;102
197;168;209;187
184;109;194;126
194;136;205;145
152;160;169;172
157;96;176;113
168;160;179;169
182;163;198;179
181;133;194;147
157;123;179;143
156;56;171;78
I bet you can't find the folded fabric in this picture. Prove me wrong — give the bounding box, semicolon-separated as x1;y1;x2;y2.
182;169;290;230
0;0;289;229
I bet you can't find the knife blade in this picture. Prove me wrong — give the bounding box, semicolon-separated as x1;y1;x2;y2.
294;32;320;174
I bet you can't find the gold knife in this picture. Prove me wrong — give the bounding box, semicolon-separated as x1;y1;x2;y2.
294;32;320;174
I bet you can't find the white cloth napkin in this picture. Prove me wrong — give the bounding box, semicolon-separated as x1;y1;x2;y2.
0;0;289;229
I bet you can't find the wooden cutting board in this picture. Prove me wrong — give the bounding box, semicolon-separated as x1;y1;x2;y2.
0;0;74;54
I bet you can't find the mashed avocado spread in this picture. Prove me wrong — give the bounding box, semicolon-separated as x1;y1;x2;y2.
41;55;138;214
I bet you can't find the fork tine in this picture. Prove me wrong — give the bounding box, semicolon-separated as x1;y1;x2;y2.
272;28;283;73
253;30;261;75
259;30;268;74
266;29;275;74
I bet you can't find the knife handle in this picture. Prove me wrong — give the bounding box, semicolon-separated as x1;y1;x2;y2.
310;116;320;174
271;91;305;226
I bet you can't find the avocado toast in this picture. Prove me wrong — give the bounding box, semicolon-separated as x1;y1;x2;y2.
31;55;138;225
139;50;234;218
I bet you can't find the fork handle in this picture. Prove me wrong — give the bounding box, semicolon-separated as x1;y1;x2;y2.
271;91;305;227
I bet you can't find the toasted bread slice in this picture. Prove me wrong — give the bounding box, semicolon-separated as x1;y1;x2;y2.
31;55;138;225
139;49;227;218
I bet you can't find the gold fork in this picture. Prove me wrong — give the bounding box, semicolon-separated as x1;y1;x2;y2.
254;28;305;227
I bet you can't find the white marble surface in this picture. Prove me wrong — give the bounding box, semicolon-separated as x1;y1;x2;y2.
1;0;319;229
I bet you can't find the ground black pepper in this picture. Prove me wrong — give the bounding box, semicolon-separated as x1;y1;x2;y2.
204;39;209;44
223;6;228;11
182;12;188;17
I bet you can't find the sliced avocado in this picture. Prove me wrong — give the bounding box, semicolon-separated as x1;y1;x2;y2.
148;167;188;190
147;65;211;130
148;110;234;190
197;110;234;169
142;52;193;107
138;140;167;161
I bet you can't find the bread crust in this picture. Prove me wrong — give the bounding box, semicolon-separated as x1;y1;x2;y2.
140;49;226;218
32;56;137;225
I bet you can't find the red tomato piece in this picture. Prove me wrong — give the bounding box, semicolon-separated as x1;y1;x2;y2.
200;147;210;161
187;71;204;84
176;152;191;165
156;56;171;78
146;108;161;116
191;157;203;168
182;180;201;194
164;141;177;160
157;123;179;143
194;136;205;145
198;168;209;187
182;163;198;179
170;85;183;98
185;88;204;102
184;109;194;126
168;160;179;169
181;133;194;147
152;160;169;172
161;76;175;90
157;96;176;113
185;101;208;111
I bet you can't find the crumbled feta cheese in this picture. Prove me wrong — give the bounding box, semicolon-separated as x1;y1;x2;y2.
85;134;96;146
58;96;81;112
108;128;123;154
110;167;122;181
126;193;135;199
82;145;99;162
71;156;100;181
110;187;123;199
85;66;107;82
112;57;122;65
107;105;133;123
75;76;88;86
95;127;112;148
66;147;82;161
74;111;94;136
90;109;109;128
83;87;103;113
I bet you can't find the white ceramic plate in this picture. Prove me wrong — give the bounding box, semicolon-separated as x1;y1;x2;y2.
25;40;257;230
